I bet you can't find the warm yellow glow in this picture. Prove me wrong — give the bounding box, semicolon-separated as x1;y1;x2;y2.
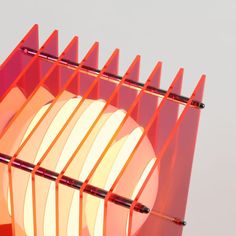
7;103;51;217
23;98;82;236
67;109;126;236
92;127;144;236
44;99;106;236
7;97;157;236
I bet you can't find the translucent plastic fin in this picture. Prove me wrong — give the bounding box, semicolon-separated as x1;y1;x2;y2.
128;76;205;236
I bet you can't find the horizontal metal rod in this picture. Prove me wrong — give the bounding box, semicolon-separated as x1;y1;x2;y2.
0;152;149;214
0;152;186;226
21;47;205;110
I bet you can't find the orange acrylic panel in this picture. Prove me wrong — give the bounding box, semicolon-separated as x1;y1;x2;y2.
0;25;205;236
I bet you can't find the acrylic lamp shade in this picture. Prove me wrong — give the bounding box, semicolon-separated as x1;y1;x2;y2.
3;89;158;236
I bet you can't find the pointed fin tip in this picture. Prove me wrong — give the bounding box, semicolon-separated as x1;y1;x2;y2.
174;68;184;82
94;41;99;48
127;55;141;71
200;74;206;82
58;36;79;61
151;61;162;74
40;29;59;50
146;61;163;86
179;67;184;74
32;24;39;30
64;36;79;51
114;48;120;55
106;48;120;64
91;41;99;55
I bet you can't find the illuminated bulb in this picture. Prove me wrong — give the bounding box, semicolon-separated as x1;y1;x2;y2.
6;96;158;236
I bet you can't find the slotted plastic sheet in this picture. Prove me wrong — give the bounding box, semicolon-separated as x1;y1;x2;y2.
0;25;205;236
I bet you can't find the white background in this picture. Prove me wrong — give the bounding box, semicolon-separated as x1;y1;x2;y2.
0;1;235;235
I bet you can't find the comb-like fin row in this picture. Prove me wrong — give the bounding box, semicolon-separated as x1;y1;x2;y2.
102;61;162;235
0;26;205;236
127;76;205;236
155;68;184;154
138;62;162;148
104;65;184;236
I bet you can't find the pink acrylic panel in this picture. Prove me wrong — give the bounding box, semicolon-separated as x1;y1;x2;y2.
0;26;206;236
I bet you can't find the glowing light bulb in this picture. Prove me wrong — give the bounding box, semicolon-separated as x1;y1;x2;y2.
6;97;158;236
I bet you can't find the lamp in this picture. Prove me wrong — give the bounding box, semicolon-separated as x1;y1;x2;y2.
5;97;157;236
0;25;205;236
